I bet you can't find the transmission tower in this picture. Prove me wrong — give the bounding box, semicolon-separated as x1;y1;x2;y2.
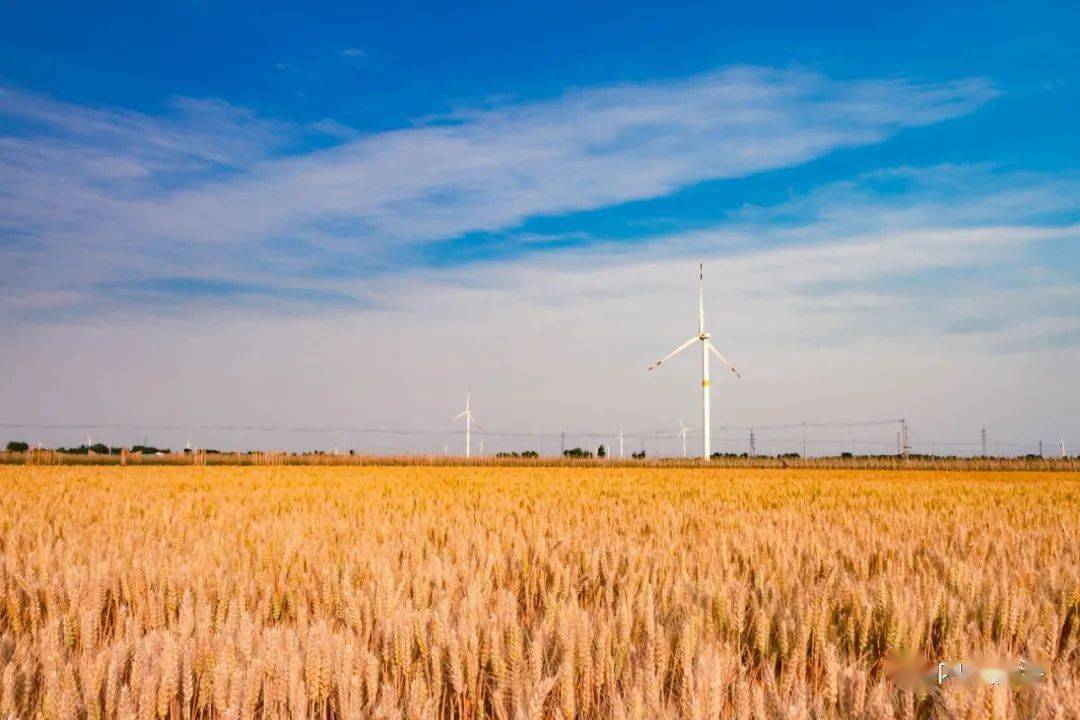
749;428;756;457
900;419;910;459
981;426;987;457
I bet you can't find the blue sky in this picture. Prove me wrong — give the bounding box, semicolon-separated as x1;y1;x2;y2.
0;1;1078;454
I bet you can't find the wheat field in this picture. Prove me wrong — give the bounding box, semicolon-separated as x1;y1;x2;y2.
0;466;1077;719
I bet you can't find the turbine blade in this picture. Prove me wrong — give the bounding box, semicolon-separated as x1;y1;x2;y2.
453;411;468;420
706;341;741;378
699;263;705;335
648;336;699;370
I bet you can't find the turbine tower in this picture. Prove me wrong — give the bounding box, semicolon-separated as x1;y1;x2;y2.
648;264;741;459
453;387;477;458
611;429;624;459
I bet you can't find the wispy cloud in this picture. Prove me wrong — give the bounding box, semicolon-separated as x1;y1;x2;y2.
0;66;998;319
99;276;367;310
306;117;359;140
0;87;294;172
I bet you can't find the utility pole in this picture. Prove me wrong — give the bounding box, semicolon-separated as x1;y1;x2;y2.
1039;440;1043;458
802;423;807;458
981;426;987;457
749;428;756;457
561;430;565;456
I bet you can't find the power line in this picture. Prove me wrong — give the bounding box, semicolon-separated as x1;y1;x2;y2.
2;420;1071;456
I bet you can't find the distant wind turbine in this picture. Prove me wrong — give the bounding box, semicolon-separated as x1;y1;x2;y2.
453;387;477;457
648;264;741;459
612;429;624;459
677;416;689;458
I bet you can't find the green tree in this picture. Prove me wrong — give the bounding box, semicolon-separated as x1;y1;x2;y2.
597;444;607;458
6;441;29;452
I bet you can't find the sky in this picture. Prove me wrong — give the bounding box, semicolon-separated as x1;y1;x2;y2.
0;1;1078;456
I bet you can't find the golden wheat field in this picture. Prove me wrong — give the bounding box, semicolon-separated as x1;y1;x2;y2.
0;466;1078;720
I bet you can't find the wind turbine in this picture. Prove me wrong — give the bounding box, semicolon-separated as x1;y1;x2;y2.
677;416;689;458
648;263;741;459
611;429;624;459
453;387;477;457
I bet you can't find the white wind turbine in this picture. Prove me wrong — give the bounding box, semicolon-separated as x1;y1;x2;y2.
677;416;689;458
611;429;624;459
648;264;741;459
453;387;478;457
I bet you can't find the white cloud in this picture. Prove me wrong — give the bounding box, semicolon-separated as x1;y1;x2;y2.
0;67;996;308
0;87;294;170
